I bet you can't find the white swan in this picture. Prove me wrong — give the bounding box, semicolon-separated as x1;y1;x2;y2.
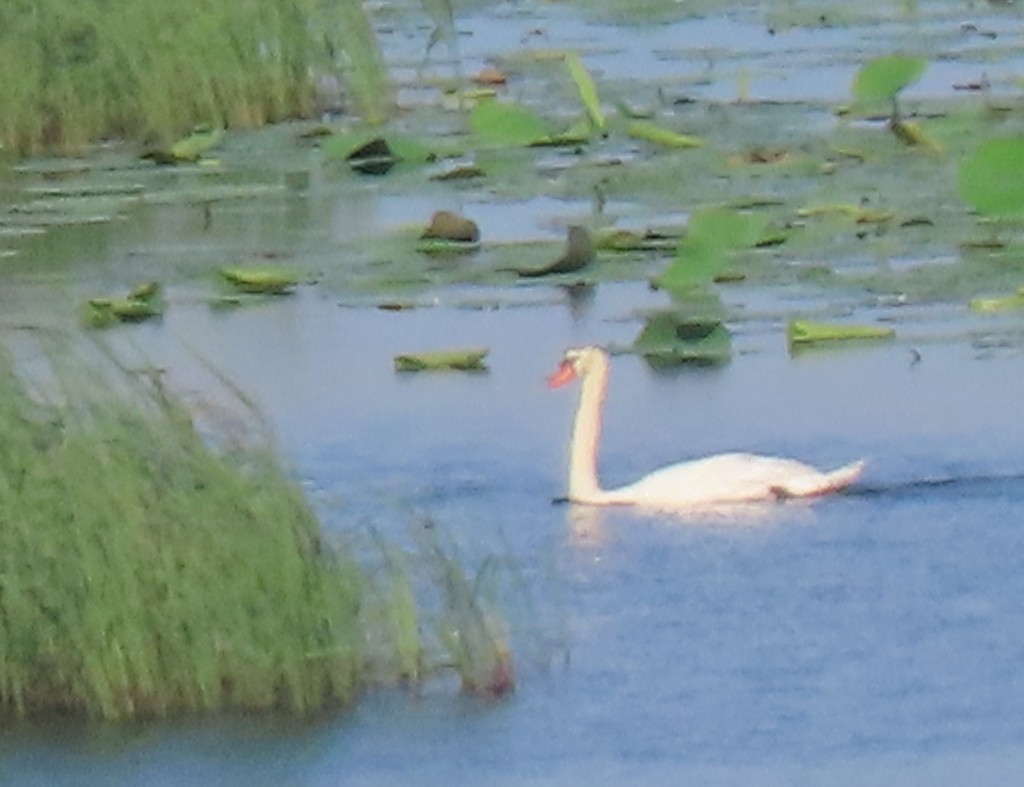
548;346;865;510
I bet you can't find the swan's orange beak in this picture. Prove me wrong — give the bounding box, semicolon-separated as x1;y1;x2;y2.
547;360;576;388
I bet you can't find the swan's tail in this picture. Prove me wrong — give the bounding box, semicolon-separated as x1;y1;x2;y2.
773;460;866;499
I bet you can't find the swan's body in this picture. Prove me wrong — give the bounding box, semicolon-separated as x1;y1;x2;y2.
548;346;864;510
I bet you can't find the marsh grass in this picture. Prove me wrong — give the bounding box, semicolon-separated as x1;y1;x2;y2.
0;335;363;720
0;334;520;719
0;0;391;154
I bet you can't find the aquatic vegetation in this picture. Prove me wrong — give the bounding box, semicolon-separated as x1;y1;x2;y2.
221;267;300;295
852;55;927;108
0;337;517;719
86;282;163;327
632;311;732;367
393;348;490;372
787;319;896;348
0;338;362;719
0;0;390;154
959;137;1024;218
564;52;605;131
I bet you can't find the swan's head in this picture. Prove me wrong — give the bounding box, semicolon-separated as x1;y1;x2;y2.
547;345;609;388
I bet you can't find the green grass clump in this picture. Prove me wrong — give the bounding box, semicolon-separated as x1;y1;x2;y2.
0;339;363;720
0;0;391;155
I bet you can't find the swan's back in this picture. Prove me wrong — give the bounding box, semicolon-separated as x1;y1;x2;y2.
602;453;864;509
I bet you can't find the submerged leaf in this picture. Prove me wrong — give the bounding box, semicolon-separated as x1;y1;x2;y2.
787;319;895;347
852;55;927;104
959;137;1024;217
564;52;605;130
627;121;703;149
394;348;489;372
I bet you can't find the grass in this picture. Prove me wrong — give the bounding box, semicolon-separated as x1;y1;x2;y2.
0;0;391;155
0;334;512;720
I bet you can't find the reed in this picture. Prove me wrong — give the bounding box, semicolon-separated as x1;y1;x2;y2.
0;338;363;719
0;336;517;720
0;0;391;155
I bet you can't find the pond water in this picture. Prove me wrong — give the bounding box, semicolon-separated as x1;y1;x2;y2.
4;0;1024;784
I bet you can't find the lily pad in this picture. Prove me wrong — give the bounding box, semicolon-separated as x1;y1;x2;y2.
852;55;927;105
787;319;896;348
470;99;553;148
654;209;768;292
220;267;299;294
394;348;490;372
959;137;1024;217
632;311;732;366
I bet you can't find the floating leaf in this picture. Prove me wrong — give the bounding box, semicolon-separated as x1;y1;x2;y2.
421;211;480;243
797;204;894;223
527;120;592;147
627;120;703;149
852;55;927;104
416;238;481;254
959;137;1024;217
470;99;552;147
787;319;896;347
168;127;223;163
85;282;164;327
969;289;1024;313
394;348;489;372
323;133;442;171
565;52;605;130
341;136;411;175
516;226;594;277
592;227;677;252
632;311;732;366
220;267;299;294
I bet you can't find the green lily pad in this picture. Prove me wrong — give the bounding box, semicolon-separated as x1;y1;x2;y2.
654;209;768;292
394;348;490;372
959;137;1024;217
220;267;299;294
632;311;732;367
852;55;927;105
470;99;553;147
787;319;896;347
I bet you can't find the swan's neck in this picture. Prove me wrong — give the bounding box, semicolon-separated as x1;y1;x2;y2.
568;356;609;501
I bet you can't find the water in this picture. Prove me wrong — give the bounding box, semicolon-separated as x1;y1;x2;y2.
4;279;1024;784
6;0;1024;783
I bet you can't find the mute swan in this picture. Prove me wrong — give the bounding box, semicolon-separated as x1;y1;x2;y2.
548;346;865;509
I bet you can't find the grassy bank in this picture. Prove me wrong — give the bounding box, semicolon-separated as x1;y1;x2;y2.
0;336;511;720
0;0;391;155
